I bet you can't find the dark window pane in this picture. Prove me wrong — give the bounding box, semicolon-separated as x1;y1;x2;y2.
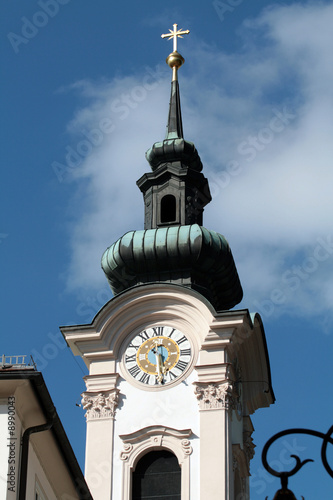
161;195;176;223
132;450;181;500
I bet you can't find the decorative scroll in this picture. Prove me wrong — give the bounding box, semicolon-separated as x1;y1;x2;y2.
262;425;333;498
119;426;193;463
120;437;193;462
81;389;120;420
120;443;133;462
181;439;192;456
194;381;236;410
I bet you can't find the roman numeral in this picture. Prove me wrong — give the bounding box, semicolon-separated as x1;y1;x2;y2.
125;353;136;363
167;328;176;337
168;371;177;380
176;335;187;345
138;330;150;342
180;348;191;357
128;365;140;378
128;342;139;351
175;360;187;371
139;373;150;384
152;326;164;336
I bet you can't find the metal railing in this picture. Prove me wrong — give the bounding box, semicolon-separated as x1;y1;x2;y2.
1;355;36;370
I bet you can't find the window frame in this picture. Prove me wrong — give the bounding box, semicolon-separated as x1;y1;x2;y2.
35;478;47;500
119;425;192;500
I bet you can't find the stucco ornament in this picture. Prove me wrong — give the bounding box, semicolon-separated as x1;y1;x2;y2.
181;439;192;455
81;389;120;420
194;381;236;410
243;430;255;462
120;444;133;461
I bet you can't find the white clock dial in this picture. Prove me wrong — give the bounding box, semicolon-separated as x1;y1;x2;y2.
124;326;192;386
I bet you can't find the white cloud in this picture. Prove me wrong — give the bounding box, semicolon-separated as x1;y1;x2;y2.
60;2;333;326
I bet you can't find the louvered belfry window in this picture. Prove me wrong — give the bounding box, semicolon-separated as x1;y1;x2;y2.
132;450;181;500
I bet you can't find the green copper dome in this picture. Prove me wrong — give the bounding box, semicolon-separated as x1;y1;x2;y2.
101;224;242;311
145;138;203;172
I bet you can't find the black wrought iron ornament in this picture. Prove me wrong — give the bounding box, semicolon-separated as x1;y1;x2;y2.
262;425;333;499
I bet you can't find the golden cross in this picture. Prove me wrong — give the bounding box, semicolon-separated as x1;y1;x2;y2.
161;23;190;52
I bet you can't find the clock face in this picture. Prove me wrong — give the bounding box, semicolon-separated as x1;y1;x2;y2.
124;326;192;387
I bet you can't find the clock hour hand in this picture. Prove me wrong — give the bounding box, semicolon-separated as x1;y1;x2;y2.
153;343;165;384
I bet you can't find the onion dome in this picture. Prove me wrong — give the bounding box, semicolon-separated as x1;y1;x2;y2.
101;24;243;311
101;225;242;311
146;137;203;173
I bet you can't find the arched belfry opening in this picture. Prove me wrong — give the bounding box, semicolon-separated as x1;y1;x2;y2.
161;194;177;223
132;450;181;500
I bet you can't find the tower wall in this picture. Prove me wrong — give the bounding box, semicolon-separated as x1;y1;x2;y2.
62;284;274;500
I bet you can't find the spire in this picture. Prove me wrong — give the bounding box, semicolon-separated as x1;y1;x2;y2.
161;24;189;140
145;23;203;171
165;80;183;139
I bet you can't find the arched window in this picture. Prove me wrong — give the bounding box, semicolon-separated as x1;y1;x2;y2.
132;450;181;500
161;195;176;223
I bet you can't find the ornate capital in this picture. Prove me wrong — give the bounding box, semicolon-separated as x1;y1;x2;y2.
81;389;120;420
193;381;236;411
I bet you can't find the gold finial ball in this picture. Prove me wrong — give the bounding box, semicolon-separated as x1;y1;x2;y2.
166;51;185;69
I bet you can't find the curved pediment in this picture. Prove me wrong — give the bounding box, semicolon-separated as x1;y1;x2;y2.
60;283;216;369
61;284;274;413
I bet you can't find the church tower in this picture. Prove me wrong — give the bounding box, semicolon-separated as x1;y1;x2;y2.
61;25;275;500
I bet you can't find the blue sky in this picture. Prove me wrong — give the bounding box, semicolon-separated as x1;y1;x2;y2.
1;1;333;498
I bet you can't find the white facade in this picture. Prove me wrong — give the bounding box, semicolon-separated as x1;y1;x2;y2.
0;364;91;500
62;283;274;500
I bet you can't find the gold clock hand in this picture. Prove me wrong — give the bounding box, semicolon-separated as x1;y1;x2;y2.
153;342;165;384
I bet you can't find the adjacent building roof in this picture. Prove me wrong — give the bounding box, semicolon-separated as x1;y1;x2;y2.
0;359;92;500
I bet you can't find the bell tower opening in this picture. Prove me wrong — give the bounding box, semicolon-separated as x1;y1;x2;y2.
132;449;181;500
161;194;177;224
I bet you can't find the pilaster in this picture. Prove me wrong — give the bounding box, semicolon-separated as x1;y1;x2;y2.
194;361;237;500
82;373;119;500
